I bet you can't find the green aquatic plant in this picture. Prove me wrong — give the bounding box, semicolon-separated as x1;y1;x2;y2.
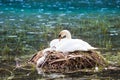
1;45;14;61
104;52;120;66
105;39;112;50
2;45;11;55
2;45;11;59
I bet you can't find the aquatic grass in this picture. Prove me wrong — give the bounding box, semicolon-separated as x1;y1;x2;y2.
0;16;119;54
0;68;13;80
104;52;120;66
1;45;11;60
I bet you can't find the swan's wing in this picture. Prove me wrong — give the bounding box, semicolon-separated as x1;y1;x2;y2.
56;39;84;52
56;39;97;53
58;39;88;52
55;39;70;52
76;39;97;50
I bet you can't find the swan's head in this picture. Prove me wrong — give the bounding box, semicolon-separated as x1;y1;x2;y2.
58;30;71;40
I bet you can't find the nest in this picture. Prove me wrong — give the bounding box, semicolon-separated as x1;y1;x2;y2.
29;50;107;73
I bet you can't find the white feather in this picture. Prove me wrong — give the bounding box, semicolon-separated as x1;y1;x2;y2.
49;30;98;53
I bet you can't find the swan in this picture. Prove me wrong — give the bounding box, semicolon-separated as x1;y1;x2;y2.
54;30;98;53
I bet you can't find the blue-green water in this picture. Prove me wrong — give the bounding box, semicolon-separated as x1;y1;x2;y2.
0;0;120;25
0;0;120;80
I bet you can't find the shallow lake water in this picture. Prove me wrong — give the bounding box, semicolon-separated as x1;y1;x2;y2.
0;0;120;80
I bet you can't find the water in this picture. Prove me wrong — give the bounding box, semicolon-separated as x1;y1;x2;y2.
0;0;120;79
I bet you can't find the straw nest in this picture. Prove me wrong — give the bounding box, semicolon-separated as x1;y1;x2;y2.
29;50;107;73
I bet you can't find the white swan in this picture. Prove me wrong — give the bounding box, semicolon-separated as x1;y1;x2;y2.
52;30;97;53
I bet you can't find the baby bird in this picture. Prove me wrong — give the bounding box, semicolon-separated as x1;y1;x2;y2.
36;48;51;74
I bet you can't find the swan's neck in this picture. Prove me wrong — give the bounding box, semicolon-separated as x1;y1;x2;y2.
66;31;72;39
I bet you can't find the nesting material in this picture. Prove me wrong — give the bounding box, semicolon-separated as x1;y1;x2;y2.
29;50;107;73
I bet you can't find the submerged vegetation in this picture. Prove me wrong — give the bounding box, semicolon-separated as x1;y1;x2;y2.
0;14;120;54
